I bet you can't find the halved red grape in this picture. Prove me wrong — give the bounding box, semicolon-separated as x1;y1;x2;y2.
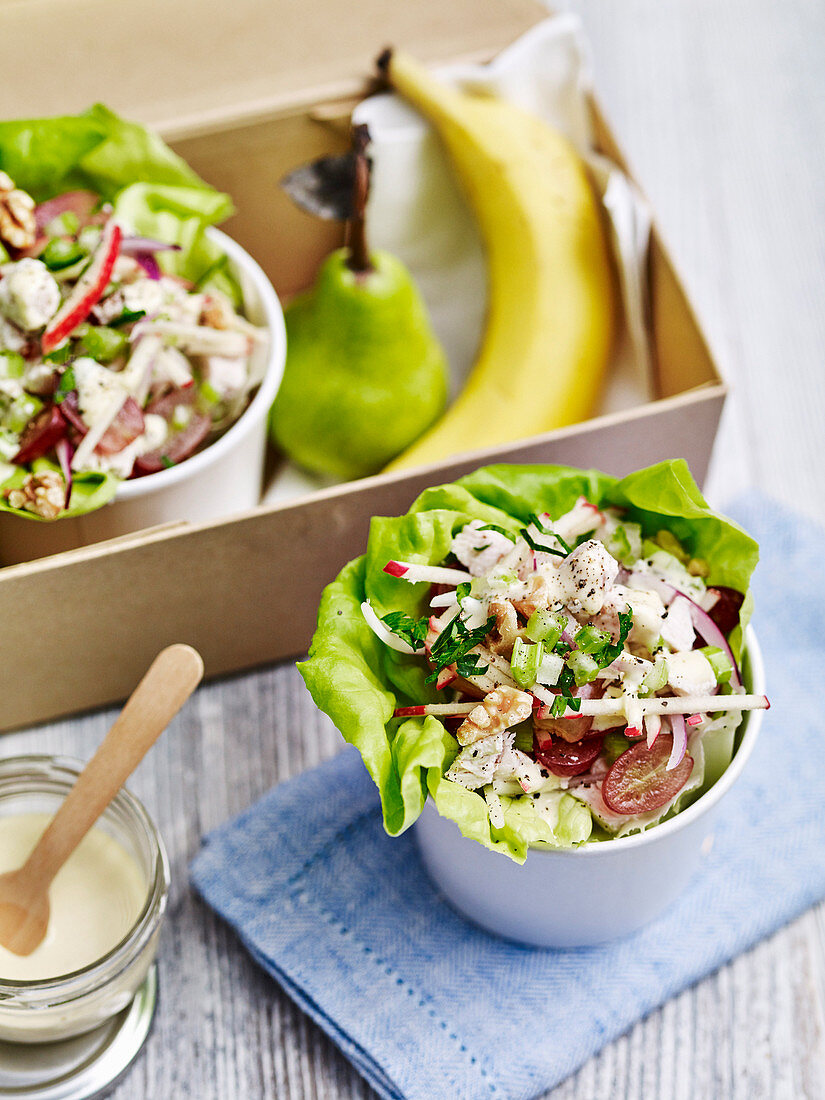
96;397;145;455
133;387;211;474
535;733;604;777
12;405;67;464
602;734;693;815
705;587;744;636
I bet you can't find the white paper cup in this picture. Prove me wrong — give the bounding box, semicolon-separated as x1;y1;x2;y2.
414;626;765;947
0;228;286;565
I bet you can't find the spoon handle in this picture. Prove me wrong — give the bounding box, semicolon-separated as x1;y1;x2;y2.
23;644;203;888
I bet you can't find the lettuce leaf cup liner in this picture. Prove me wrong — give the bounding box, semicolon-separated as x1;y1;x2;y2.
300;460;760;862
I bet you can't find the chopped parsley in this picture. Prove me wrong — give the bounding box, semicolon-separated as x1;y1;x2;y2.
380;611;429;650
521;514;573;557
110;308;147;328
426;614;496;683
476;523;516;541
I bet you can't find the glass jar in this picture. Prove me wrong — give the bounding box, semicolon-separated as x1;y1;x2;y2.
0;755;169;1044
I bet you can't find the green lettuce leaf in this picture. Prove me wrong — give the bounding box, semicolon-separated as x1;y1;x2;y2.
299;460;760;861
0;104;235;290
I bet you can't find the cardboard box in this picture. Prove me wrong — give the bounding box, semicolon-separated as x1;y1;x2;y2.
0;0;725;731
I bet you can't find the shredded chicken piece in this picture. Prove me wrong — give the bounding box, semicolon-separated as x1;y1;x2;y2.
200;292;236;330
6;470;65;518
456;686;533;747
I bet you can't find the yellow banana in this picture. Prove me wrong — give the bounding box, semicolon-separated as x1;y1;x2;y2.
381;49;616;472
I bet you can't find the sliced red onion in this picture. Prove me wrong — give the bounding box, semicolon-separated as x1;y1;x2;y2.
57;391;87;436
135;253;162;281
55;436;73;509
667;714;687;771
120;237;182;255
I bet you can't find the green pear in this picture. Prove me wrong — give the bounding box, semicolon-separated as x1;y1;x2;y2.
270;247;448;479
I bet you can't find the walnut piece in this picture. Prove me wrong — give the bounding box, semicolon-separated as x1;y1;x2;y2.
0;171;36;252
486;598;524;658
6;470;65;519
456;685;533;747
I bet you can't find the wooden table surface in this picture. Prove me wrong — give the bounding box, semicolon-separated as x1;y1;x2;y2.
5;0;825;1096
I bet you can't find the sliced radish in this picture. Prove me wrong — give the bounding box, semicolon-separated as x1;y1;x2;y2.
12;405;67;464
603;735;694;815
41;220;122;354
436;665;457;690
534;733;604;777
383;560;472;586
393;702;475;718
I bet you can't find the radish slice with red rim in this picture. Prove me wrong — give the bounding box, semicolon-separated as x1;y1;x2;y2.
602;734;693;815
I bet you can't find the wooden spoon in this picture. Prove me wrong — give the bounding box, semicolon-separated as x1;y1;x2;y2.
0;643;203;958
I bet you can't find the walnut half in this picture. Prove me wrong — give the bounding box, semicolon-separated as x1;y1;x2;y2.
456;685;533;747
0;171;36;252
6;471;65;519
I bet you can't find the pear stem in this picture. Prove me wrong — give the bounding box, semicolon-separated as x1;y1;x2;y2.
345;124;373;276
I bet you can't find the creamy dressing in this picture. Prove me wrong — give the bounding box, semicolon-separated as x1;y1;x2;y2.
0;814;147;982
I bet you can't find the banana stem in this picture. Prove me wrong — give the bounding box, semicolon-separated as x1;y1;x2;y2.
345;124;373;276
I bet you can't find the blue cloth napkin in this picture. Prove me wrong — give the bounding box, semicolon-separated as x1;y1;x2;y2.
191;494;825;1100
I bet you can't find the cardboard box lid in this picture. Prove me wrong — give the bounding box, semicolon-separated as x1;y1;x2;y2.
0;0;544;136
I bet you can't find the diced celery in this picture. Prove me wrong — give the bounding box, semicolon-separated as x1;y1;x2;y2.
3;393;43;434
200;380;222;406
0;351;25;379
513;724;534;753
574;623;610;654
511;637;543;689
41;237;86;271
566;650;599;687
75;324;127;363
640;654;668;696
45;211;80;237
526;608;565;647
700;645;733;684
